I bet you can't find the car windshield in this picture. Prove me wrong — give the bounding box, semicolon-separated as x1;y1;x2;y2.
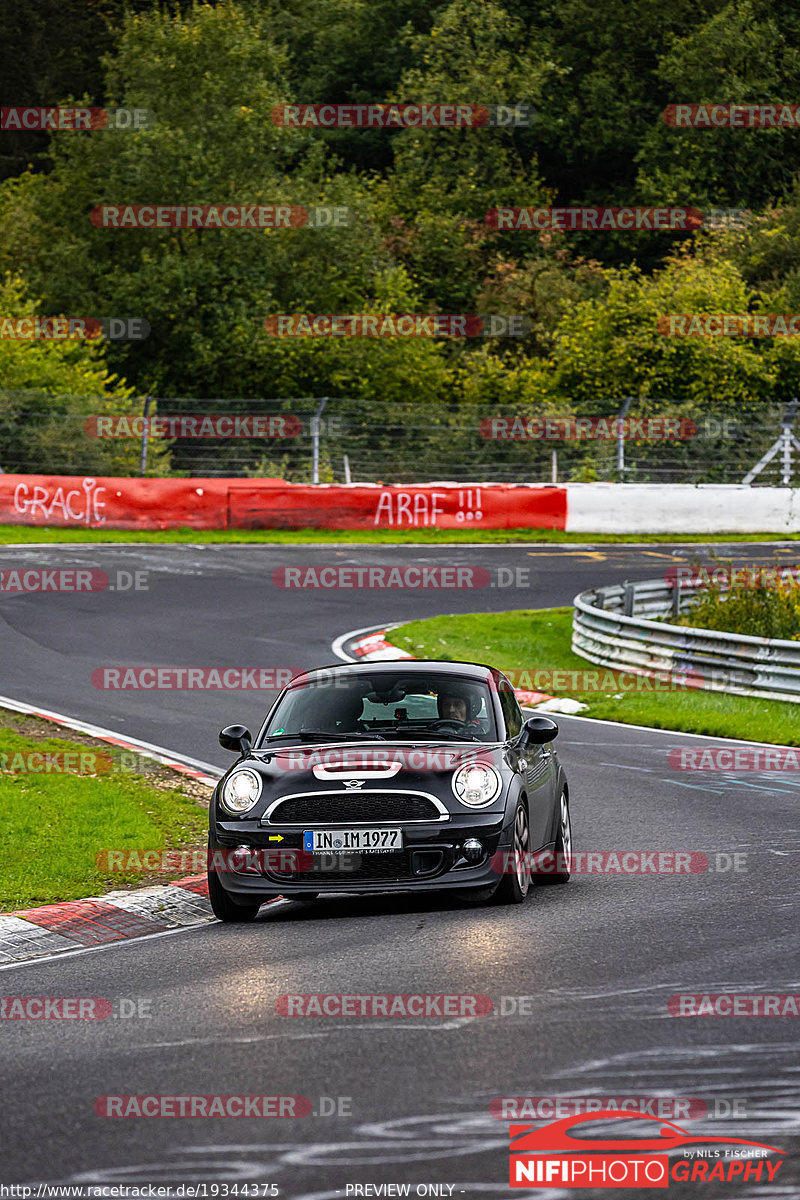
260;671;498;743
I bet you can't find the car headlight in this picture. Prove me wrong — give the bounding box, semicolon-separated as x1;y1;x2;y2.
220;769;262;815
452;763;501;808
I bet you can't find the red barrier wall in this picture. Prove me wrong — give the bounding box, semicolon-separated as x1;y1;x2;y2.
0;475;567;531
228;483;566;530
0;476;232;529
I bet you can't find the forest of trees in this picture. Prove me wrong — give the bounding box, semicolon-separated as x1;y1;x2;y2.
3;0;800;481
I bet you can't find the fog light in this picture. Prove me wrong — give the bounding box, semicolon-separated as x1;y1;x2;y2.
228;844;254;872
463;838;484;862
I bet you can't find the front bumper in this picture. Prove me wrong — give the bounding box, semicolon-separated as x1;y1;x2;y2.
210;810;512;897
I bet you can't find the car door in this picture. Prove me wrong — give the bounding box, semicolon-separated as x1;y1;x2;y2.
498;678;556;851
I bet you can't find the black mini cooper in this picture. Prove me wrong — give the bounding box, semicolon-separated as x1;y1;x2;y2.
207;660;571;920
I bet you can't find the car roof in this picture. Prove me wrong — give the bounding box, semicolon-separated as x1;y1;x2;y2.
289;659;500;684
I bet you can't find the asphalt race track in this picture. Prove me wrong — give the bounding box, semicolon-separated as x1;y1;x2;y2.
1;542;798;1197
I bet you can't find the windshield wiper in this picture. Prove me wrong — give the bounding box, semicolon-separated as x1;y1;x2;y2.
382;729;485;743
263;730;387;743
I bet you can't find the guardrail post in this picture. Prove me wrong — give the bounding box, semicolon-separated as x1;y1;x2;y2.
623;581;635;617
671;578;681;618
139;396;152;476
311;396;328;485
617;396;634;480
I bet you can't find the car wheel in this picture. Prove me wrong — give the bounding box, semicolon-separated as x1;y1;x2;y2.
539;791;571;885
207;864;263;922
494;799;532;905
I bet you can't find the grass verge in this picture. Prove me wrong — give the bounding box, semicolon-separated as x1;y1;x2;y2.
1;525;800;545
0;709;210;910
391;608;798;745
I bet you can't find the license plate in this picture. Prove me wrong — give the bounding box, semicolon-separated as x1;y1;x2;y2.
303;828;403;853
307;852;362;874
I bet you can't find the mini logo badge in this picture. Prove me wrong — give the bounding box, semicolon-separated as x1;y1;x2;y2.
343;779;365;789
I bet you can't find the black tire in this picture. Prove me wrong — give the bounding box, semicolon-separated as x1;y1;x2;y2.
207;866;263;922
493;800;532;905
538;790;571;885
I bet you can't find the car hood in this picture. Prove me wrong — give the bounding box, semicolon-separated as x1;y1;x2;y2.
233;740;509;795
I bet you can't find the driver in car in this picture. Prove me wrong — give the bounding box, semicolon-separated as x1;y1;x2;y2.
436;686;487;735
438;692;469;722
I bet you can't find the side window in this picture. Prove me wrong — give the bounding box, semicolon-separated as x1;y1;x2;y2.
498;680;523;739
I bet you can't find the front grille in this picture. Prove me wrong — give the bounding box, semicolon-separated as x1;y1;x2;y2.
269;850;444;883
266;791;442;824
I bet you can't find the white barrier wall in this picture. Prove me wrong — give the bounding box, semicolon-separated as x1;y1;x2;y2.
565;484;800;533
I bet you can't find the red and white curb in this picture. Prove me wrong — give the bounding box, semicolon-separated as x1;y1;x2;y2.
0;694;221;787
342;627;587;713
347;631;415;661
0;697;228;965
0;878;215;966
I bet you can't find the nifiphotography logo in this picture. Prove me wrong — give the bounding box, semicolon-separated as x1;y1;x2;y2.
508;1111;784;1188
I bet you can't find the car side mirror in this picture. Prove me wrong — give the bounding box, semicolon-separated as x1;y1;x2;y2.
520;715;558;745
219;724;252;755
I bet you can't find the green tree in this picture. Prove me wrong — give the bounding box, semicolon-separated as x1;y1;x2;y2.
532;250;793;409
637;0;800;209
0;0;154;181
0;273;156;475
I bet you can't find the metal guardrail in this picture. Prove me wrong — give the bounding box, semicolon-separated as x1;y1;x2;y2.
572;578;800;703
